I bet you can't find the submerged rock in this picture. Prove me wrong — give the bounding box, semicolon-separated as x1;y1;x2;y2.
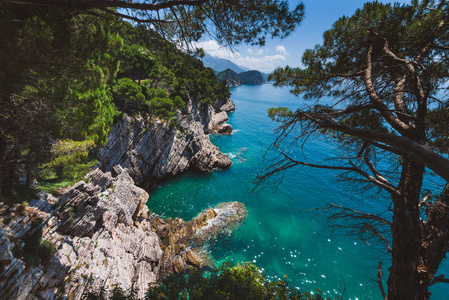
153;202;247;276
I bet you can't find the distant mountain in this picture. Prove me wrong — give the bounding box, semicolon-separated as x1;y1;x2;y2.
202;53;249;74
217;68;241;87
238;70;265;85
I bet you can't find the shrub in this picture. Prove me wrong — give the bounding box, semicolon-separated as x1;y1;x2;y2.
112;77;146;113
82;262;332;300
12;227;57;267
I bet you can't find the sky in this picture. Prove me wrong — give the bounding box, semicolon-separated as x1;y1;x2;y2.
196;0;411;73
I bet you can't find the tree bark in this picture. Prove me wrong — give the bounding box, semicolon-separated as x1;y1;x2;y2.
387;158;424;300
0;137;5;197
415;184;449;298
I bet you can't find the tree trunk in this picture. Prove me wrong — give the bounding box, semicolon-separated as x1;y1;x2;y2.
415;184;449;298
388;158;424;300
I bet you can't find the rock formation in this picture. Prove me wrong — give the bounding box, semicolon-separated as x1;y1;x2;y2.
96;96;235;188
0;96;246;299
0;168;247;299
153;202;247;277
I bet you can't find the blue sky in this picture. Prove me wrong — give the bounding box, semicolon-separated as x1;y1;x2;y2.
196;0;410;73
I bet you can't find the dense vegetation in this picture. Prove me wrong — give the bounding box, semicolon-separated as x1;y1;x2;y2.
217;69;242;87
238;70;265;85
82;262;331;300
0;5;229;196
265;1;449;299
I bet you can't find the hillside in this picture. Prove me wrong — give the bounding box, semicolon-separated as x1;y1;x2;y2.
0;10;243;299
238;70;265;85
217;68;242;87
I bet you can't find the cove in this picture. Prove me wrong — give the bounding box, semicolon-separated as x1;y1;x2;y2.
146;84;449;299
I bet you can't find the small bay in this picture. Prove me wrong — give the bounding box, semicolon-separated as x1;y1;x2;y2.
147;84;449;299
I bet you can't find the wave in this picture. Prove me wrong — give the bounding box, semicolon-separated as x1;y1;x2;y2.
227;153;237;159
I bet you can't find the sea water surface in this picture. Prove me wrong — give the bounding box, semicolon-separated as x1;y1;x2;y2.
146;84;449;299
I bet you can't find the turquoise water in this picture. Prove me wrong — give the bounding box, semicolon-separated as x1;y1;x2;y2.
147;84;449;299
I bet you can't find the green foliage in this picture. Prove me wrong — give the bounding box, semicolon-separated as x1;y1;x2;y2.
119;43;155;82
112;78;146;113
268;107;293;122
82;262;330;300
427;105;449;154
39;139;96;186
119;23;230;106
0;6;121;194
12;227;56;267
217;68;241;87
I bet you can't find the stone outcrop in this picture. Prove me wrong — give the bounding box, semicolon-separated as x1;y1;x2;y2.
0;168;247;299
0;168;163;299
153;202;247;277
0;96;246;299
96;96;235;188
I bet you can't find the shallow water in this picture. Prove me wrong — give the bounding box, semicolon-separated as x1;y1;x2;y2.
146;84;449;299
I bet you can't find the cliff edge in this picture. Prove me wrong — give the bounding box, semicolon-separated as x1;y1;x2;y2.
97;96;235;188
0;96;246;299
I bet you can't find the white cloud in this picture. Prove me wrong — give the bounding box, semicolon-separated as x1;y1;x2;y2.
236;55;287;73
275;45;289;55
195;40;237;60
195;40;287;73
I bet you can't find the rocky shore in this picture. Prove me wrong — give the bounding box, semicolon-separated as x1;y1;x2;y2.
97;96;235;188
0;97;246;299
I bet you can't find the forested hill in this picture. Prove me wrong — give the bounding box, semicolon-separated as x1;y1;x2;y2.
217;68;265;87
217;68;242;87
238;70;265;85
0;7;229;198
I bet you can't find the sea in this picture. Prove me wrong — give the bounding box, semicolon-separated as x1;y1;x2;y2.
146;84;449;299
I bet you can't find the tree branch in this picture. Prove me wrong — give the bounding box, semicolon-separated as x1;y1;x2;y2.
363;148;397;192
364;44;412;135
326;203;392;227
1;0;211;12
382;39;428;122
430;275;449;286
377;262;388;300
301;113;449;182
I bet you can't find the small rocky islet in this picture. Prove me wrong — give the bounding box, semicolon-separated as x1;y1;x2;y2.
0;96;247;299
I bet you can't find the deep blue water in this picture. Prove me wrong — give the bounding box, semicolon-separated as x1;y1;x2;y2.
147;84;449;299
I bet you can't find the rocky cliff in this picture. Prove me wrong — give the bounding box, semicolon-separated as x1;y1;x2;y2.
97;95;235;188
0;96;246;299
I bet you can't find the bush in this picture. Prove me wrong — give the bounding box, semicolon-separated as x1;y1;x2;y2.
112;77;146;113
12;227;57;267
37;139;96;194
82;262;332;300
